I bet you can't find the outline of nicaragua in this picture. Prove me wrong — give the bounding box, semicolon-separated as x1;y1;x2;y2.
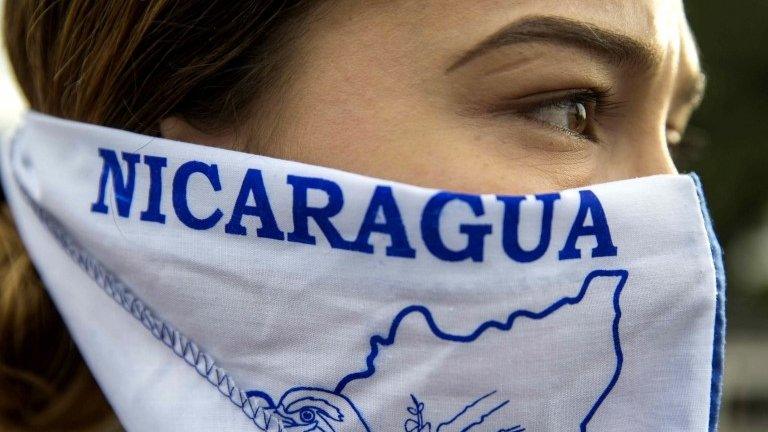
248;270;628;432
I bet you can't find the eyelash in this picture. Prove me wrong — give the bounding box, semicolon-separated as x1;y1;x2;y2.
528;88;619;142
489;87;622;143
489;89;701;161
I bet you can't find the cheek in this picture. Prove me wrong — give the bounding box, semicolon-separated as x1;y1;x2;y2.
270;92;406;179
267;73;606;194
260;36;603;194
272;95;601;195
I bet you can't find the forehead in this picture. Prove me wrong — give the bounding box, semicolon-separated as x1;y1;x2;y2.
300;0;701;105
398;0;687;47
320;0;697;75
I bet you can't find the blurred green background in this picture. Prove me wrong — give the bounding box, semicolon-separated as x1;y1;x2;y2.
0;1;765;431
684;2;768;431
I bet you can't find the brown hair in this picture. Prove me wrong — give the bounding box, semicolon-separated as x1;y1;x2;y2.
1;1;319;429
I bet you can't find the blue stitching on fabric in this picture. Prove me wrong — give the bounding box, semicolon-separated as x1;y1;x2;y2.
460;399;510;431
9;135;280;431
689;173;727;432
434;390;498;430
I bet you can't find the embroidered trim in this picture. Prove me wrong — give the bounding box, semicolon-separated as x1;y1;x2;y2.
9;135;280;431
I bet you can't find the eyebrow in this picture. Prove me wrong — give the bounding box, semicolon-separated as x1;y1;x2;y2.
445;15;664;74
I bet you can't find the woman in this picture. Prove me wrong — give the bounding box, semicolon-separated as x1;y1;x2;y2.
0;1;722;431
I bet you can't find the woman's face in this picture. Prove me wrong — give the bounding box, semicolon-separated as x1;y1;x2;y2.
165;0;705;195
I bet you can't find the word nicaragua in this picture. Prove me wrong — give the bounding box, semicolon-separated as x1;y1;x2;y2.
91;149;618;263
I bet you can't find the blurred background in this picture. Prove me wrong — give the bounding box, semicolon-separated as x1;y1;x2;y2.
0;2;766;431
682;3;768;430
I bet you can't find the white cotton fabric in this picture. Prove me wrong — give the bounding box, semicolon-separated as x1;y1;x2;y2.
2;112;723;431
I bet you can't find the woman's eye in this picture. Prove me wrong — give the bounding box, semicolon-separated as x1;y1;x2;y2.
482;88;616;143
299;408;316;423
526;100;590;135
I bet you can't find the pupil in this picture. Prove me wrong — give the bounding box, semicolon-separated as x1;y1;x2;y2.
300;409;315;422
567;102;588;134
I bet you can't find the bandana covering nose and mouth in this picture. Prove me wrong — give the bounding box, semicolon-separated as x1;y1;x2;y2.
2;112;725;432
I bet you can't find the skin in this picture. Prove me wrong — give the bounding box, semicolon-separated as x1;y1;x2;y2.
161;0;705;195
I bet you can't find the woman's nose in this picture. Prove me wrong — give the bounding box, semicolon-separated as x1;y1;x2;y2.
633;136;679;177
608;128;679;181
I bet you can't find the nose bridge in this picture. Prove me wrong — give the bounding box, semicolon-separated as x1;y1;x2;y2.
620;64;680;178
632;127;678;177
621;25;681;178
610;124;677;180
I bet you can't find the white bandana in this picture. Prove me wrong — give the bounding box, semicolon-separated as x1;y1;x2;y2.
1;112;725;431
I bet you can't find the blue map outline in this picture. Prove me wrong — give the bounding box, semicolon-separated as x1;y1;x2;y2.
247;269;629;431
